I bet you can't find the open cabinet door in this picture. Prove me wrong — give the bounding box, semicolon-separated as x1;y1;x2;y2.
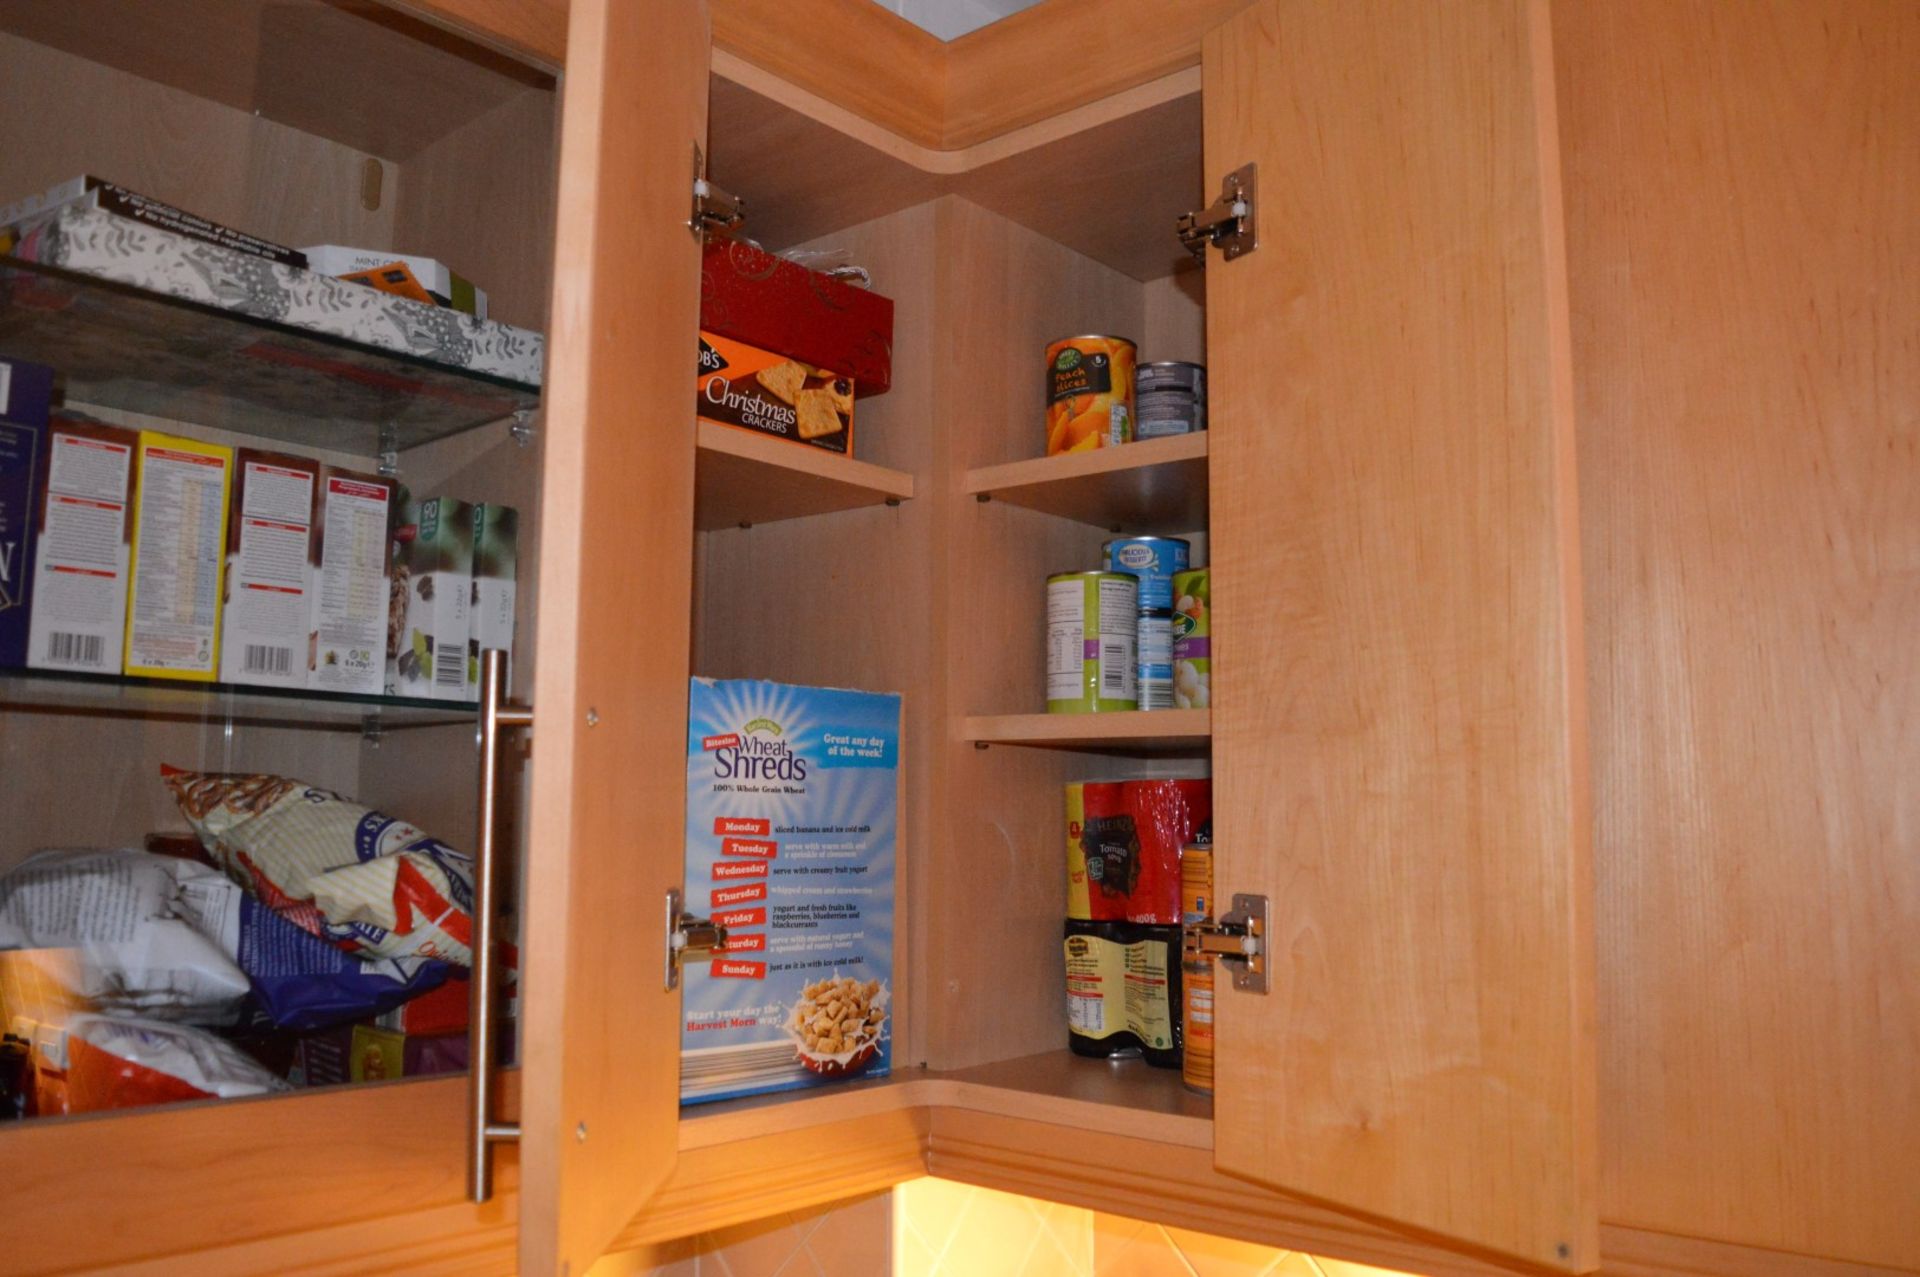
1204;1;1597;1270
518;0;709;1274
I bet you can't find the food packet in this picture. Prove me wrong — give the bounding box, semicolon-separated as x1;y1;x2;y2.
0;849;251;1024
62;1014;290;1113
0;849;451;1031
162;766;475;965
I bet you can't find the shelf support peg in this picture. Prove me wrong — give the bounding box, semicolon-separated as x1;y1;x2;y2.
377;423;400;479
509;408;537;449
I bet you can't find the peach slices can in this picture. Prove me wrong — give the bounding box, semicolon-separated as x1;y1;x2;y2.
1045;335;1136;455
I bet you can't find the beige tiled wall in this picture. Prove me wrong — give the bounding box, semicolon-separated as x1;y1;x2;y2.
1091;1211;1417;1277
895;1178;1093;1276
588;1191;892;1277
591;1180;1425;1277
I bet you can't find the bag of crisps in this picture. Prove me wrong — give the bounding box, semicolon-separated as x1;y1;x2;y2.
161;766;475;966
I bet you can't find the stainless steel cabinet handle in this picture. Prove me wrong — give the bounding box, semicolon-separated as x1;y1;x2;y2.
471;648;532;1203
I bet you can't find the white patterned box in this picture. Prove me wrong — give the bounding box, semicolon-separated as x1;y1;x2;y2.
10;207;542;386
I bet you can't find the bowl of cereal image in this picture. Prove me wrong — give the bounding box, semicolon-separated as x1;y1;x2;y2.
785;974;889;1079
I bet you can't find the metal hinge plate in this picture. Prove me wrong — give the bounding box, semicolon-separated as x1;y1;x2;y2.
664;887;729;990
689;144;746;239
1177;163;1257;263
1187;892;1269;993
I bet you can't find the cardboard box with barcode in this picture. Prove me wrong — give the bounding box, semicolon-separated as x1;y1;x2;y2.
25;416;136;675
0;357;53;669
309;467;394;696
126;432;233;681
697;332;855;456
219;450;318;689
386;495;474;702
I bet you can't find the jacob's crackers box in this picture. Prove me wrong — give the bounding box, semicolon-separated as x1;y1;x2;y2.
125;432;233;681
697;332;855;456
681;679;899;1103
26;417;136;673
0;358;53;668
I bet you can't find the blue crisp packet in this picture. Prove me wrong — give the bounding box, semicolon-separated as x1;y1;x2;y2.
235;896;450;1031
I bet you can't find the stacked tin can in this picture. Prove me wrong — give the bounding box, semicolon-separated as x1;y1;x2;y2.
1104;537;1189;710
1180;832;1215;1094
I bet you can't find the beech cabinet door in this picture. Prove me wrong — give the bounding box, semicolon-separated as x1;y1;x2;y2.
1203;1;1598;1270
518;1;710;1273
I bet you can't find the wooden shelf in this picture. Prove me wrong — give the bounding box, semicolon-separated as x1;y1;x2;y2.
695;421;915;531
678;1049;1210;1155
961;709;1210;755
966;433;1208;533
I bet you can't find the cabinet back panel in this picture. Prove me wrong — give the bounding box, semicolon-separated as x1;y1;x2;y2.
0;31;397;252
692;201;938;1065
1559;1;1920;1265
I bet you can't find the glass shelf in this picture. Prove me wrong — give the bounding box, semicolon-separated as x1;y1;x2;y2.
0;257;540;456
0;667;477;730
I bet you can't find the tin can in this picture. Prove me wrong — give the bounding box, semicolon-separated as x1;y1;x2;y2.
1106;536;1190;612
1046;571;1138;712
1136;361;1207;438
1137;610;1174;710
1046;335;1136;456
1181;838;1215;1094
1172;567;1210;711
1180;841;1213;927
1182;954;1215;1093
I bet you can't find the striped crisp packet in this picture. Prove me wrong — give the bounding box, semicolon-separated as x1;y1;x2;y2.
161;765;475;966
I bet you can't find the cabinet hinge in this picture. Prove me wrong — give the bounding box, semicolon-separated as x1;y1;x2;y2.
1186;892;1269;993
689;144;746;239
1176;163;1257;263
664;887;729;990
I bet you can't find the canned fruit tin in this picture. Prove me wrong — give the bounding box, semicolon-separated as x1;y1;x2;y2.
1136;361;1207;438
1172;568;1210;710
1106;536;1190;612
1137;609;1174;711
1046;572;1138;712
1046;336;1136;456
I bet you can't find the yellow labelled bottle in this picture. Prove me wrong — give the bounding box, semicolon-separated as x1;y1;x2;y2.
1064;918;1182;1068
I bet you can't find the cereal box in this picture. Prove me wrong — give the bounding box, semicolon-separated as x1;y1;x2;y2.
219;450;318;688
308;468;394;696
25;417;136;674
125;432;233;681
680;679;899;1104
470;503;517;663
386;495;474;701
697;331;855;456
0;358;53;668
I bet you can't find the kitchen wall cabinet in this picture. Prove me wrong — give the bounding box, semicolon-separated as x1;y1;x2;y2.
0;1;1911;1275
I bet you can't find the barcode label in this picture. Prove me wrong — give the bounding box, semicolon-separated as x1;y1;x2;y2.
1100;641;1128;694
243;644;292;675
46;632;104;666
434;642;466;688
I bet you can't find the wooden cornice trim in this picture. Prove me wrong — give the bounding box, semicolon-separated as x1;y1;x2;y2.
384;0;1233;158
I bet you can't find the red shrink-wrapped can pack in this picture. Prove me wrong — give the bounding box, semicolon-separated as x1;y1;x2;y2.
1068;779;1211;925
